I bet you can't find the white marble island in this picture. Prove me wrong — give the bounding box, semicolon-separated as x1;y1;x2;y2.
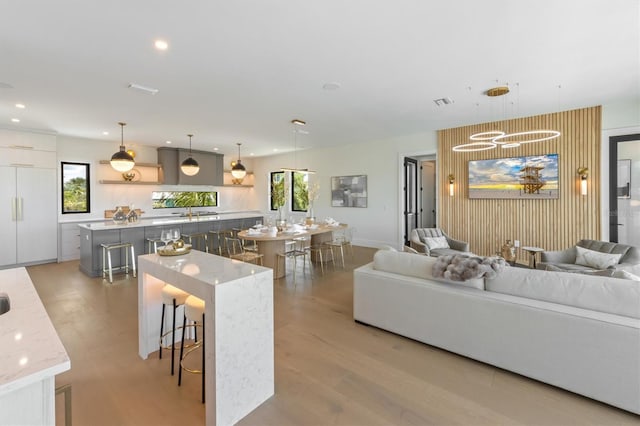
138;251;274;426
0;267;70;425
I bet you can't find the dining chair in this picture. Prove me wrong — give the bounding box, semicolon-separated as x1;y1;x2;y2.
275;237;311;280
225;237;264;265
324;227;354;269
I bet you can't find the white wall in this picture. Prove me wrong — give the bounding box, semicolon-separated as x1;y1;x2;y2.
56;135;259;221
251;132;438;248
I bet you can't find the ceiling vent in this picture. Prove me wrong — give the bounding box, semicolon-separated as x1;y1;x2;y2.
433;97;453;106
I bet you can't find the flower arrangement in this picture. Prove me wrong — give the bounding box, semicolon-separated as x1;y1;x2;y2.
308;182;320;203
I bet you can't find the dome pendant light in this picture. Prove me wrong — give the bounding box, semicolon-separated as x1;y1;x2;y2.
110;122;135;172
231;142;247;180
180;134;200;176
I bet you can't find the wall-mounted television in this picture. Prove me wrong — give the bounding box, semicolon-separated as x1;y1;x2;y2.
468;153;559;199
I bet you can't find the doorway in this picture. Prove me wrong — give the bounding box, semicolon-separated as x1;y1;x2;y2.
609;134;640;246
403;156;437;246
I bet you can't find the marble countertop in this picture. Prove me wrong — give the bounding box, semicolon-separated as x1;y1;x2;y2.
76;211;264;231
0;268;70;397
138;250;271;290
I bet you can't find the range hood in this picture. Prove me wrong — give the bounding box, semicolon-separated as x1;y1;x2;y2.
157;147;223;186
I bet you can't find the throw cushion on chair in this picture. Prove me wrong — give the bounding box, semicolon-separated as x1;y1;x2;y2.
575;246;623;269
424;236;449;250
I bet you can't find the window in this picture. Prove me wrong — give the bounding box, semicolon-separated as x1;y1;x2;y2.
62;162;90;214
270;171;285;210
291;171;309;212
151;191;218;209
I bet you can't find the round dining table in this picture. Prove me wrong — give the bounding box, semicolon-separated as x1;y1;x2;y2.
238;224;346;278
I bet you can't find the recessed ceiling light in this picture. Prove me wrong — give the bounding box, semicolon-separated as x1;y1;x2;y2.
250;153;255;156
213;147;219;151
103;131;109;135
15;103;25;109
11;118;20;123
273;148;279;152
154;40;169;51
165;140;172;144
322;82;341;90
291;119;306;126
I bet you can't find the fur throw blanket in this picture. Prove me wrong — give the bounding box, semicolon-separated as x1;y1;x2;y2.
432;254;508;282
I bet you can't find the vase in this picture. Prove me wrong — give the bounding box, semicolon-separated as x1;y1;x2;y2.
501;239;515;262
112;206;127;225
305;204;315;226
276;206;287;231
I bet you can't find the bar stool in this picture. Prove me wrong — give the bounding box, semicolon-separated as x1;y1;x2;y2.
178;295;205;404
146;237;163;254
183;232;208;252
100;242;136;283
159;285;190;375
209;227;234;255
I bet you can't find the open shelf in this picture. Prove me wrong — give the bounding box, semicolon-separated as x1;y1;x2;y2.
98;180;162;185
99;160;161;168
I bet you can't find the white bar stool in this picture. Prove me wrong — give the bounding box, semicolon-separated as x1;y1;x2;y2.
178;295;205;403
160;285;190;375
100;242;136;283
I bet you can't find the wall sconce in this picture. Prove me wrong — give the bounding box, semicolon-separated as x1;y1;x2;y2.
448;174;455;197
577;167;589;196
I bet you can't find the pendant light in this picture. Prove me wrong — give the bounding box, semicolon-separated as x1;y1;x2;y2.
110;122;135;172
281;119;315;174
180;134;200;176
231;142;246;179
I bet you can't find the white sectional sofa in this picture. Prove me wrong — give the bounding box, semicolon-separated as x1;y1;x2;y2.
353;250;640;414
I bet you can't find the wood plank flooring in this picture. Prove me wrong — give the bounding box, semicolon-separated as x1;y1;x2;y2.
26;247;639;426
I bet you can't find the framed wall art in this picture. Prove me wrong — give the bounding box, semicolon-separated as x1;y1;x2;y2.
331;175;367;207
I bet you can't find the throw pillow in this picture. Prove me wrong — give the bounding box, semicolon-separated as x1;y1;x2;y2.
612;270;640;281
425;236;450;250
575;246;622;269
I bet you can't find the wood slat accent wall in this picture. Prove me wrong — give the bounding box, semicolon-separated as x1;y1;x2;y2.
438;106;601;260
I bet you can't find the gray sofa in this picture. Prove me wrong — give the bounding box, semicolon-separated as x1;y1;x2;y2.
537;239;640;273
409;228;470;256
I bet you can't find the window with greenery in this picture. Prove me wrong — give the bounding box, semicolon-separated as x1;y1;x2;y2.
151;191;217;209
270;171;285;210
291;171;309;212
62;162;90;214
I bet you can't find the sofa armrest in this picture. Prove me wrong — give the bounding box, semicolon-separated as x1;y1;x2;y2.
410;236;430;255
446;237;469;253
540;247;576;264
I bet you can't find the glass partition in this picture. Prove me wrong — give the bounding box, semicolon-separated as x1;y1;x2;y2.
152;191;217;209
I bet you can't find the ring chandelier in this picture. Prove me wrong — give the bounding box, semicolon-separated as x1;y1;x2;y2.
453;130;561;152
452;84;561;152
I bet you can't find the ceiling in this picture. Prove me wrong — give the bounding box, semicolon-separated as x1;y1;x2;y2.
1;0;638;157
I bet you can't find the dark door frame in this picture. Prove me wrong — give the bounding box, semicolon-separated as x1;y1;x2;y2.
403;157;418;246
609;133;640;242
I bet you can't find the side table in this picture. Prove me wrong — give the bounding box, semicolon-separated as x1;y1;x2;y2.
521;246;544;269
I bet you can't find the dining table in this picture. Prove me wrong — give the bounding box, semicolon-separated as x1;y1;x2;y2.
238;223;347;278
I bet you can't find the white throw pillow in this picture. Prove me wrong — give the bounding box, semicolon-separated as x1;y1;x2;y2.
612;270;640;281
575;246;622;269
424;236;449;250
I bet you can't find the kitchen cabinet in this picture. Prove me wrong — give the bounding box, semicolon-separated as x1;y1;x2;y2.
58;222;84;261
0;167;58;268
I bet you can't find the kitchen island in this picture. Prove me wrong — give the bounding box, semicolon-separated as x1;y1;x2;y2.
138;251;273;426
0;267;70;425
78;211;263;277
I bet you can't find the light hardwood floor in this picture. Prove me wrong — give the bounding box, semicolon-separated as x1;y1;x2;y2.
27;247;639;426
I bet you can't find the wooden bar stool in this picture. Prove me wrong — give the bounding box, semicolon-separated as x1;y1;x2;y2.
100;242;136;283
159;285;190;375
178;295;205;403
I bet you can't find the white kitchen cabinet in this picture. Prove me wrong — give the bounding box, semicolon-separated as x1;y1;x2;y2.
0;166;58;268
